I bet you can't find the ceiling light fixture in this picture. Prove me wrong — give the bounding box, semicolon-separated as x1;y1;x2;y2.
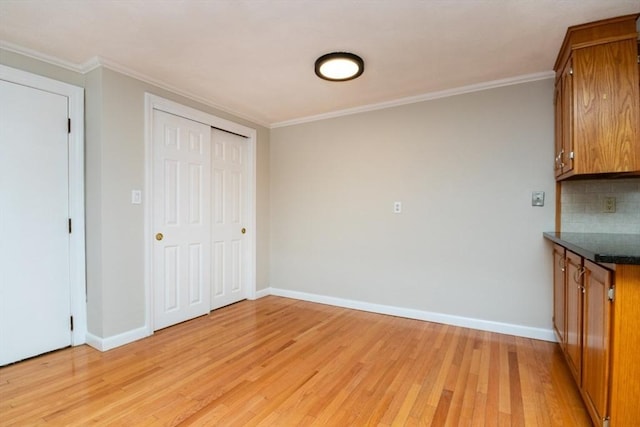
315;52;364;82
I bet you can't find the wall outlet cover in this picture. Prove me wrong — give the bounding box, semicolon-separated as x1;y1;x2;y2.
603;197;616;213
532;191;545;207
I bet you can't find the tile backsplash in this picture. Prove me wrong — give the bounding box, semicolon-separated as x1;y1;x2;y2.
561;178;640;234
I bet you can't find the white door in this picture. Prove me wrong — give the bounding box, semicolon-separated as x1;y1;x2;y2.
211;129;249;310
152;110;211;330
0;79;71;365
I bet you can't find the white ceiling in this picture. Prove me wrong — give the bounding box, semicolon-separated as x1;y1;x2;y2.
1;1;638;127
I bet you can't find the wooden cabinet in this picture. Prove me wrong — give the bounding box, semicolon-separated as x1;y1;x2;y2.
582;260;612;427
551;245;640;426
564;250;584;385
553;245;583;382
553;14;640;180
552;245;567;346
554;61;575;177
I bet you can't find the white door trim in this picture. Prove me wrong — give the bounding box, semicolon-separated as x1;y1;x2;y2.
0;64;87;346
144;93;257;334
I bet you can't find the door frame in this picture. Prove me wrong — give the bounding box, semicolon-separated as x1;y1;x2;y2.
0;64;87;346
144;93;257;334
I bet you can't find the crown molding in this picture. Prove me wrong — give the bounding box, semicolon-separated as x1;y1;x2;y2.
0;40;84;73
271;71;555;128
84;56;271;128
0;42;270;128
2;41;554;130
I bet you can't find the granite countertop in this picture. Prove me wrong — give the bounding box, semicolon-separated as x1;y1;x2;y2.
543;232;640;265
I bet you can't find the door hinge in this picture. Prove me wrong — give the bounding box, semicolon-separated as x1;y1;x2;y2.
70;315;74;331
68;218;72;234
608;287;615;302
569;151;575;160
68;118;71;134
603;417;610;427
569;67;573;75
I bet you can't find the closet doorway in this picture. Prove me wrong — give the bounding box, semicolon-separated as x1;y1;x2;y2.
146;94;256;332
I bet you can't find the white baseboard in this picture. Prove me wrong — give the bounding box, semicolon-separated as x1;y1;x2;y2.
85;287;272;352
84;287;554;352
85;326;151;352
253;287;271;299
268;287;556;342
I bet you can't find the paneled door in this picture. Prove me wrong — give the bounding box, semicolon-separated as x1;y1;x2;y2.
211;129;249;310
0;79;71;365
152;110;211;330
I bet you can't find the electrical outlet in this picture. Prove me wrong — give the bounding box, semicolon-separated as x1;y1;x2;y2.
603;197;616;213
393;201;402;214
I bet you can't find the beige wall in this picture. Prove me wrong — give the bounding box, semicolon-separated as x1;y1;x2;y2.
2;45;557;337
1;50;271;339
270;78;556;329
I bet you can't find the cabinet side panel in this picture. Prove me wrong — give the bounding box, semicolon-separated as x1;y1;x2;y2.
610;265;640;426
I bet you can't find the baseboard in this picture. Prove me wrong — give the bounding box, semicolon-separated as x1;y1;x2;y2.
253;287;271;299
268;287;556;342
85;326;151;352
85;288;272;352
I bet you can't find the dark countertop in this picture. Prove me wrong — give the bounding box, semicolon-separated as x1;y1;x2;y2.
543;232;640;265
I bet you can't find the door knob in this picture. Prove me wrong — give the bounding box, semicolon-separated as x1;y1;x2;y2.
241;228;246;234
155;233;164;241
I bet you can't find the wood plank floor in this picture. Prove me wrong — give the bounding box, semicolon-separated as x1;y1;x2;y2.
0;296;591;426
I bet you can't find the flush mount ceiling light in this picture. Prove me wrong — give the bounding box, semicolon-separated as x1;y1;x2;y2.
314;52;364;81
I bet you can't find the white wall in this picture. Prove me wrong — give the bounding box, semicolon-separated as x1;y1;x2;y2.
270;78;557;333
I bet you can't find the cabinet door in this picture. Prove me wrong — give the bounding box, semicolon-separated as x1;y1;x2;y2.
554;81;563;177
573;39;639;174
560;59;574;176
552;245;567;347
582;260;612;426
565;250;583;385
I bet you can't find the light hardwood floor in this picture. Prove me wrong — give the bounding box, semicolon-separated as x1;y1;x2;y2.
0;296;590;426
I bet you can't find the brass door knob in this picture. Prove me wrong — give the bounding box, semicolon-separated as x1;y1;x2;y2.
241;228;246;234
155;233;164;241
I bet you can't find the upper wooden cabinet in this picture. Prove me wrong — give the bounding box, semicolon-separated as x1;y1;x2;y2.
553;14;640;180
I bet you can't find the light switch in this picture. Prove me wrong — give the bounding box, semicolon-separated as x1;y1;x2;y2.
393;201;402;214
532;191;544;207
131;190;142;205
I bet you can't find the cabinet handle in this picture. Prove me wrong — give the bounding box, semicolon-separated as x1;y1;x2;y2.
558;257;566;272
554;152;565;169
573;266;585;284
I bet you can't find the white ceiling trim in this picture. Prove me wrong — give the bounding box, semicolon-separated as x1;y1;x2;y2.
0;41;271;128
2;40;554;130
271;71;556;128
0;40;84;73
80;55;271;128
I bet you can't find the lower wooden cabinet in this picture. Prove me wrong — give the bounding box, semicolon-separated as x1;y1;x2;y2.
551;245;640;426
582;259;612;426
565;249;584;384
552;245;566;347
